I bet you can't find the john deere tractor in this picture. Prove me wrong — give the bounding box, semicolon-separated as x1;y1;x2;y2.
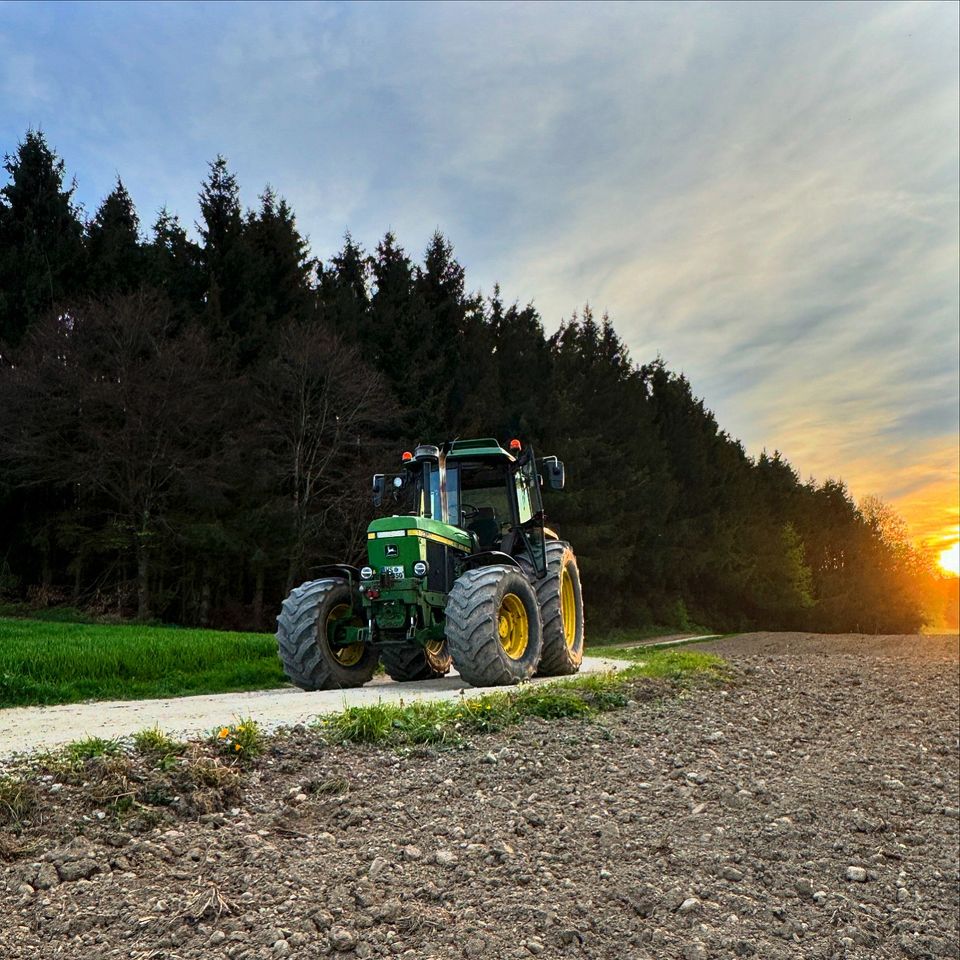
276;438;584;689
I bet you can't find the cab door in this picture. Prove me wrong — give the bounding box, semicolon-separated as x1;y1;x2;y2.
514;446;547;577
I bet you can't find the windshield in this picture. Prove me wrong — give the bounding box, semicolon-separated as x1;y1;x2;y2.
423;462;460;525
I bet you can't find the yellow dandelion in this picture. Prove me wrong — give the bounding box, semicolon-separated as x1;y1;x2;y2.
235;743;242;752
218;727;229;739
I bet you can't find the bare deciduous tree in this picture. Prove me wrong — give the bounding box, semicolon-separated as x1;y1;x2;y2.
256;320;392;592
0;292;227;619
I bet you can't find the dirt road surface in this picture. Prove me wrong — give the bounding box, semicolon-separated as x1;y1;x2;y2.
2;632;958;960
0;656;629;759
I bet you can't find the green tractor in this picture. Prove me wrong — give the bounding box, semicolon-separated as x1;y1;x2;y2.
276;438;584;689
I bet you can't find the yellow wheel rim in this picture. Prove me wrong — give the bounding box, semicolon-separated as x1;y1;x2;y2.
425;637;449;670
326;602;364;666
497;593;529;660
560;566;577;649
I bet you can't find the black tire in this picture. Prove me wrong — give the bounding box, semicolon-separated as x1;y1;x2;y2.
526;541;585;676
379;636;452;682
445;565;543;686
276;578;377;690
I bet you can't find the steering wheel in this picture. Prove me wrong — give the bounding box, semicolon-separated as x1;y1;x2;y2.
461;504;480;522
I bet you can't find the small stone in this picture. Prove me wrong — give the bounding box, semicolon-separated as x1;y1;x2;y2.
273;940;291;955
482;752;499;764
795;877;814;898
329;926;357;951
209;931;226;945
402;845;423;862
882;778;905;789
434;849;458;867
599;869;612;879
845;866;868;882
897;888;910;903
368;856;389;879
678;897;701;914
813;891;828;905
683;945;707;960
722;866;744;882
526;938;545;955
57;859;99;883
34;863;59;890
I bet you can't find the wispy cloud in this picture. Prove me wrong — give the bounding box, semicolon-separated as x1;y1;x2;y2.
0;0;956;542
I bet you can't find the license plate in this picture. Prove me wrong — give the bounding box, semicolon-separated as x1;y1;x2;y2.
383;565;406;579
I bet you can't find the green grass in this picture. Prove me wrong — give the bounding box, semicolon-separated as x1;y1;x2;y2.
588;623;715;646
0;774;37;824
0;617;286;708
589;644;727;678
320;647;726;747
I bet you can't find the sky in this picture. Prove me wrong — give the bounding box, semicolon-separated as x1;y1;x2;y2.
1;0;958;564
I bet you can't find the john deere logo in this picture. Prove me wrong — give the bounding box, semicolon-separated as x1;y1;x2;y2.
385;544;399;557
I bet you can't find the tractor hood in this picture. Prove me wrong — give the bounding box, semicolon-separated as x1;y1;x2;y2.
366;515;472;578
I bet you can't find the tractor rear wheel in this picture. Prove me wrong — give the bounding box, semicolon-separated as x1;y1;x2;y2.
526;541;584;676
379;636;452;682
276;578;377;690
445;565;543;686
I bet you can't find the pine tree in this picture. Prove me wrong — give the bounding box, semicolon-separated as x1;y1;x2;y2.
147;208;204;325
197;156;255;355
86;177;144;296
243;187;316;359
320;232;369;339
0;130;85;346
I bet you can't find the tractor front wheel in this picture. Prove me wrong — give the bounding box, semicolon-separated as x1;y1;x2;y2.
445;565;543;686
276;578;377;690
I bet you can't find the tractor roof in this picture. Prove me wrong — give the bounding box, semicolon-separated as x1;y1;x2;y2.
446;438;515;462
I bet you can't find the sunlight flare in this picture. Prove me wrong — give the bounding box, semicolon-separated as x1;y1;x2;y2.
938;541;960;577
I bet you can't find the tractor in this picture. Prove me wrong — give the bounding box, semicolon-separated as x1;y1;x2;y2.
276;438;584;688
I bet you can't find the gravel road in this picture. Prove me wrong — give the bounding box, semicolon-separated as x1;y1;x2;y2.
0;656;628;758
1;631;957;960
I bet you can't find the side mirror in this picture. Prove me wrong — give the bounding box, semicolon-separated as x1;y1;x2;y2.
372;474;386;507
544;457;565;491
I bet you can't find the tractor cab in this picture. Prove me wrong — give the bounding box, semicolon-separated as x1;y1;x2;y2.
372;438;565;582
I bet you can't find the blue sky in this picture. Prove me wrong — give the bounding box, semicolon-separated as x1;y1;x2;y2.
1;0;957;547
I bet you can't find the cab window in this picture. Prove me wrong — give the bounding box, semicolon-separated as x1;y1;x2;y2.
515;470;534;523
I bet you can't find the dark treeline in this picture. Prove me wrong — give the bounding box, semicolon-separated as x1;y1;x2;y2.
0;131;953;634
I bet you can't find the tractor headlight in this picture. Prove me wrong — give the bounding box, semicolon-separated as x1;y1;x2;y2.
360;566;376;580
412;561;428;578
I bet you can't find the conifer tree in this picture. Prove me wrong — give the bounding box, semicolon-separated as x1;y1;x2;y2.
147;208;204;325
86;177;144;296
197;156;255;355
320;232;369;338
0;130;84;346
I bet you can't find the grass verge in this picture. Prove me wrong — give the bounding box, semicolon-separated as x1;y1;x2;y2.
588;623;716;646
0;617;286;708
320;647;727;747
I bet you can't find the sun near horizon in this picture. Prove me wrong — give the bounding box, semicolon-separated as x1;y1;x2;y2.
939;540;960;577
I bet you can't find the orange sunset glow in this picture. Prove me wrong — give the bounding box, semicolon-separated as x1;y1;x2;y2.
939;541;960;577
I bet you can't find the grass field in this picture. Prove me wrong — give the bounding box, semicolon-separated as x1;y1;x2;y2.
0;614;722;711
0;618;286;708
